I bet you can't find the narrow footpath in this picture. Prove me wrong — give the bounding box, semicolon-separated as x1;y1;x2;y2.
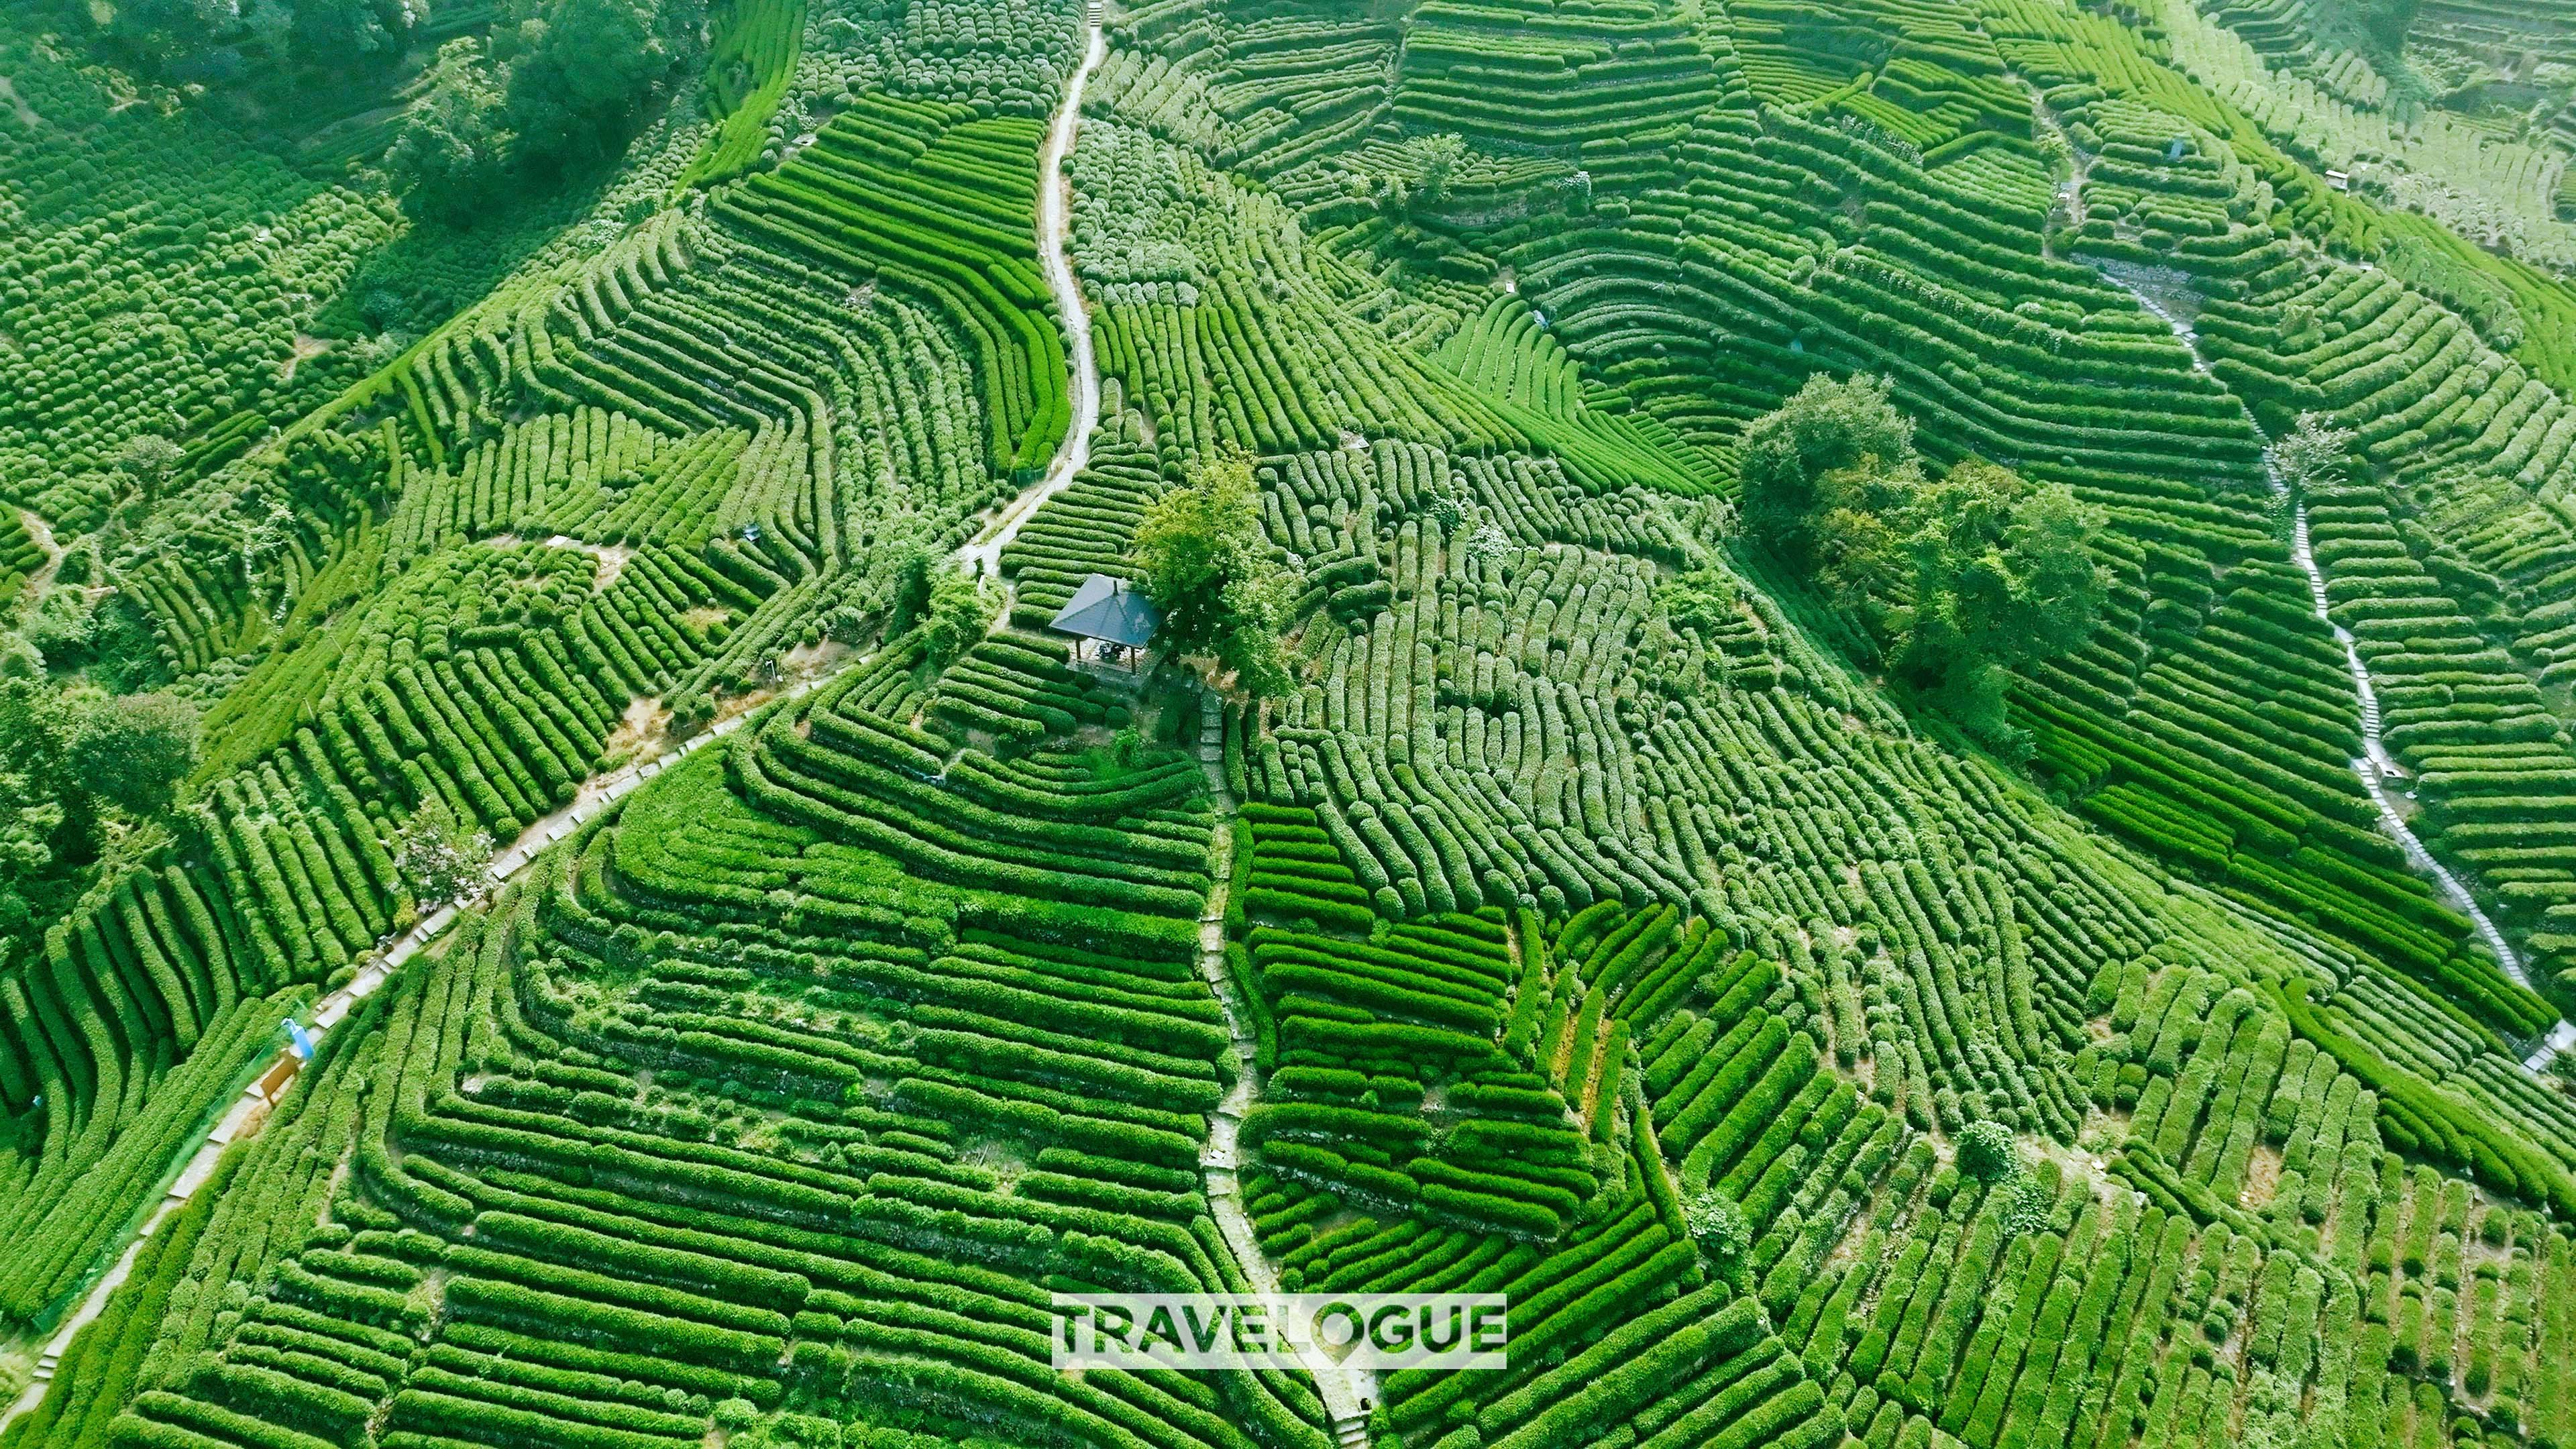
2094;262;2576;1074
1191;695;1376;1448
0;679;821;1428
958;1;1107;580
5;11;1118;1427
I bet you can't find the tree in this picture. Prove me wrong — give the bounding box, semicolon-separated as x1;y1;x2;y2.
290;0;412;64
507;0;706;172
1871;459;2106;718
69;692;199;818
1656;561;1741;636
105;0;413;74
1739;373;1913;560
1957;1120;2018;1182
385;40;515;226
0;678;78;953
883;541;938;634
0;680;193;961
1750;386;2105;742
394;802;495;910
919;565;996;667
1682;1188;1749;1268
2343;0;2418;49
102;0;233;67
115;435;185;499
1130;445;1296;698
1403;132;1467;207
2271;410;2356;492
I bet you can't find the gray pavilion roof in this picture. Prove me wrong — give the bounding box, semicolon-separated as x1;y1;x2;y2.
1048;573;1161;647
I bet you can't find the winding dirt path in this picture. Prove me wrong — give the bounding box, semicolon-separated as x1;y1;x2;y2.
957;7;1107;580
5;13;1136;1430
2092;262;2575;1071
17;508;62;602
0;680;826;1430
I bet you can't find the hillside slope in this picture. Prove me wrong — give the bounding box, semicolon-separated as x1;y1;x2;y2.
11;1;2576;1448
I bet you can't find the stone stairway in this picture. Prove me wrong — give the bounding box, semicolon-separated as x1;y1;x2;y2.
1191;692;1375;1448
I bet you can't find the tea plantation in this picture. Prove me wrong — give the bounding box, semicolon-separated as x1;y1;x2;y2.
10;0;2576;1446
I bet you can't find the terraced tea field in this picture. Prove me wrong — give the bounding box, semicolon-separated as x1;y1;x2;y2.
11;0;2576;1447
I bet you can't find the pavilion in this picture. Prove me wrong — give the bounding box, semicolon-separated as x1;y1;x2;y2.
1048;572;1161;669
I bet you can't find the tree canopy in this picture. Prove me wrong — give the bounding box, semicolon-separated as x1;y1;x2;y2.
1130;445;1295;698
384;0;706;223
1743;376;2106;741
386;40;517;226
920;564;998;667
0;680;199;962
506;0;707;170
1955;1120;2019;1183
1738;372;1915;560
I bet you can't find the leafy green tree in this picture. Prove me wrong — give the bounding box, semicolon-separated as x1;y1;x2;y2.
919;565;996;667
1655;562;1741;636
1957;1120;2019;1182
883;541;938;634
2271;410;2357;492
290;0;413;63
1838;458;2104;735
106;0;413;72
1747;382;2104;741
0;678;78;953
2343;0;2418;48
114;435;185;500
1130;445;1295;698
393;800;495;910
1404;132;1467;205
1682;1188;1749;1269
508;0;707;171
1739;372;1913;560
103;0;237;66
70;692;200;818
0;679;195;961
385;40;515;226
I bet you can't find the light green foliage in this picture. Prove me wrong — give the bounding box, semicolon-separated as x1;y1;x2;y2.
1955;1120;2018;1183
0;679;76;944
112;435;186;500
2269;409;2355;492
1656;564;1740;637
1067;120;1203;290
17;3;2576;1449
919;564;998;666
1739;373;1915;559
390;797;494;910
1131;444;1295;697
1684;1187;1750;1266
1998;1175;2052;1236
